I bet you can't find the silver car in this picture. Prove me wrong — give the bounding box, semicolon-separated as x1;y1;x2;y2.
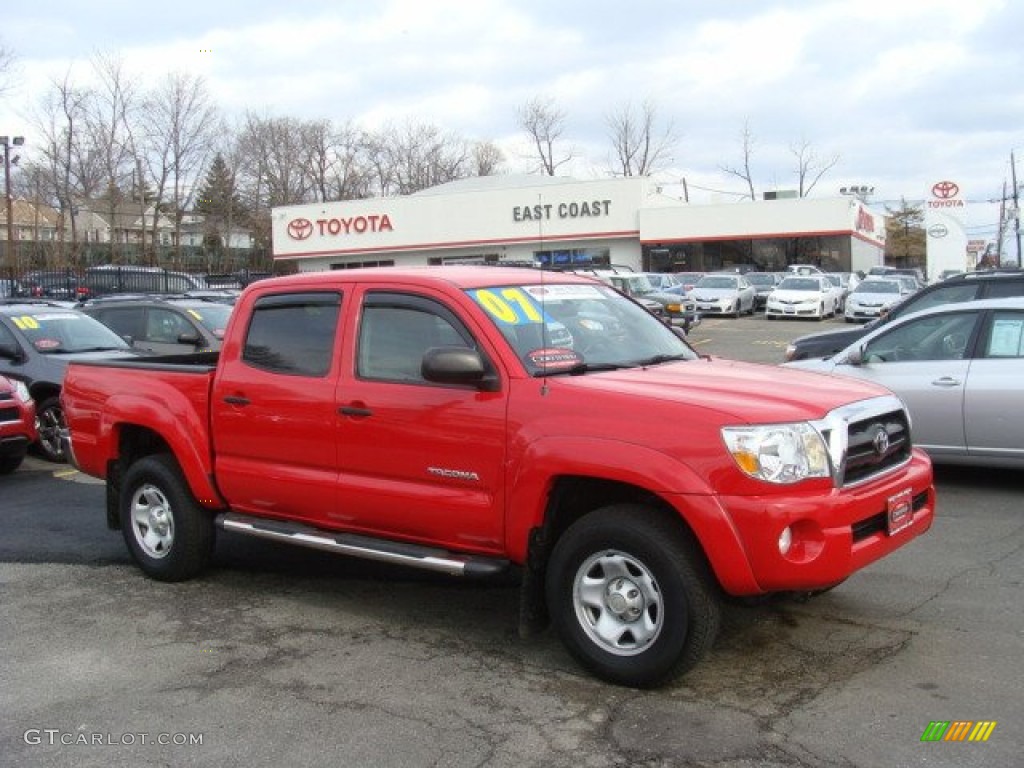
784;297;1024;468
844;277;904;322
691;274;757;317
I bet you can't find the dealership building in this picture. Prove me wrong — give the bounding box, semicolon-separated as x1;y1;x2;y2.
271;175;886;274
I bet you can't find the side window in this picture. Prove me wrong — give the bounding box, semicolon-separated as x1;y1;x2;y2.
242;292;341;377
146;308;193;343
357;293;474;384
984;280;1024;299
95;307;145;340
863;311;979;363
892;283;976;319
982;311;1024;358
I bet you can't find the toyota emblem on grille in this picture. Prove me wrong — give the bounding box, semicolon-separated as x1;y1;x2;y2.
872;426;890;456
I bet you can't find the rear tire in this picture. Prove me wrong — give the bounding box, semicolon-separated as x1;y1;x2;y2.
0;454;25;474
546;504;720;688
120;454;215;582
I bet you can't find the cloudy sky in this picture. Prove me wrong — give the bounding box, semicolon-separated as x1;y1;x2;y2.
1;0;1022;247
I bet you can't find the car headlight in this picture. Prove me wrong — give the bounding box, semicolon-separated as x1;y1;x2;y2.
721;423;831;484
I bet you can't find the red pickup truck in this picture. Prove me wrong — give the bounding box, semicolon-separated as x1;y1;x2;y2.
61;267;934;687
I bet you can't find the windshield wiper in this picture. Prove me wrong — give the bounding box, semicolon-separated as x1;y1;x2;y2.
633;353;692;367
535;362;629;377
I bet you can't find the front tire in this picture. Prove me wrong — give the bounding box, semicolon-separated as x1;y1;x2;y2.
34;396;67;463
120;454;215;581
546;505;720;688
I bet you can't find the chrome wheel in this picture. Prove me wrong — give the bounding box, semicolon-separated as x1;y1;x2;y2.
35;397;67;463
573;549;663;656
130;483;175;559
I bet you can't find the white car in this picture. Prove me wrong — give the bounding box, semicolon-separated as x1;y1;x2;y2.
690;274;756;317
844;278;904;323
765;275;838;320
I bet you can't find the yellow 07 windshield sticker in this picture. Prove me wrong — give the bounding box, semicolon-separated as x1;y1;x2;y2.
469;288;544;325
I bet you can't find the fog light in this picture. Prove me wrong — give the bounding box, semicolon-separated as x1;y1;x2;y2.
778;526;793;555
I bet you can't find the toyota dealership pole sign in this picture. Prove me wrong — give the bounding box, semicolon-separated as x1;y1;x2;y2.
924;179;968;279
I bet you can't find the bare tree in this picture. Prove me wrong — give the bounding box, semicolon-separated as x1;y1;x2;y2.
516;96;573;176
139;71;220;262
366;121;472;196
85;53;141;262
299;119;373;203
29;71;95;262
720;120;757;201
605;100;677;177
791;138;840;197
0;40;16;97
471;140;505;177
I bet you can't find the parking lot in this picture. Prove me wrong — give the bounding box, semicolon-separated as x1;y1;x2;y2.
2;312;1021;768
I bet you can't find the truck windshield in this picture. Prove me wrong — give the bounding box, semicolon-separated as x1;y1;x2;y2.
467;283;697;376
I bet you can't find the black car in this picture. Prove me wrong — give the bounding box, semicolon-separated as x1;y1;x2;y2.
784;269;1024;361
79;294;235;355
746;272;783;309
0;299;143;462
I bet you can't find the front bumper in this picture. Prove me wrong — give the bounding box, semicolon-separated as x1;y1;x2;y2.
766;301;822;318
673;449;935;595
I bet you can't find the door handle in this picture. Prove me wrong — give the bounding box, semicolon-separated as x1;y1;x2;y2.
339;405;373;417
223;395;250;406
931;377;961;388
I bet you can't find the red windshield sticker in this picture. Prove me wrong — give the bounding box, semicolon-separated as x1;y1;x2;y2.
34;338;62;351
526;348;583;370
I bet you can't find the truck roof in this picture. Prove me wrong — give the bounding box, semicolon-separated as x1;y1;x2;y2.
256;266;597;291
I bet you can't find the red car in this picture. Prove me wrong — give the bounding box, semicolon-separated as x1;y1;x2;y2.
0;375;37;474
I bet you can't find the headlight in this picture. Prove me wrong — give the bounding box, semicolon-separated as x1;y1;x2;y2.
721;423;831;484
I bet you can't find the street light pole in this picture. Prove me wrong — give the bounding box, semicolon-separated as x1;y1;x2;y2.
2;135;26;270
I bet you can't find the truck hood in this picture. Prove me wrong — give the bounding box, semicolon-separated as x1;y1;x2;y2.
556;357;888;424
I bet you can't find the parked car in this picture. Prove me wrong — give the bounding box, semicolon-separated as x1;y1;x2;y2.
843;278;904;323
79;295;236;355
764;275;838;320
0;299;144;462
691;274;757;316
824;273;852;312
599;273;700;331
785;268;1024;361
1;277;26;298
939;269;965;281
745;272;782;309
672;272;705;296
83;265;209;297
784;297;1024;468
21;270;89;301
0;374;37;474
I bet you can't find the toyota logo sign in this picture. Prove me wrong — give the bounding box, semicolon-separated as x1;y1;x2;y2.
931;181;960;200
287;218;314;240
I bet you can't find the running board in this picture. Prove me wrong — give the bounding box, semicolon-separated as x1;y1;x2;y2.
215;511;510;578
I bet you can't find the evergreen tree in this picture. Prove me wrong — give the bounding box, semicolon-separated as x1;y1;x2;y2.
195;153;242;220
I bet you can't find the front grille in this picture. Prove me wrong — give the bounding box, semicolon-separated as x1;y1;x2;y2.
843;409;912;485
851;490;930;542
814;395;914;488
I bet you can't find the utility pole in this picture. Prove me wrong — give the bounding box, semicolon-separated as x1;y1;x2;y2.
1012;151;1021;267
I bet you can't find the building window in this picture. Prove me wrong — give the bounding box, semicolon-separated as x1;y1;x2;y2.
534;248;610;268
330;260;395;270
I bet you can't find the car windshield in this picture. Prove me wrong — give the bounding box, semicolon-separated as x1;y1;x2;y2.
696;276;737;290
184;303;234;338
466;282;697;376
855;280;900;294
8;310;131;353
778;277;821;291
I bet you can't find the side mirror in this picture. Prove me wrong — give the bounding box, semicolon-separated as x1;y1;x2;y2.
846;346;865;366
422;346;499;391
177;332;203;346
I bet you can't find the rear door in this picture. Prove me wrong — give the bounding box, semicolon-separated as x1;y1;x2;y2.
211;290;343;524
332;286;508;553
963;309;1024;462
